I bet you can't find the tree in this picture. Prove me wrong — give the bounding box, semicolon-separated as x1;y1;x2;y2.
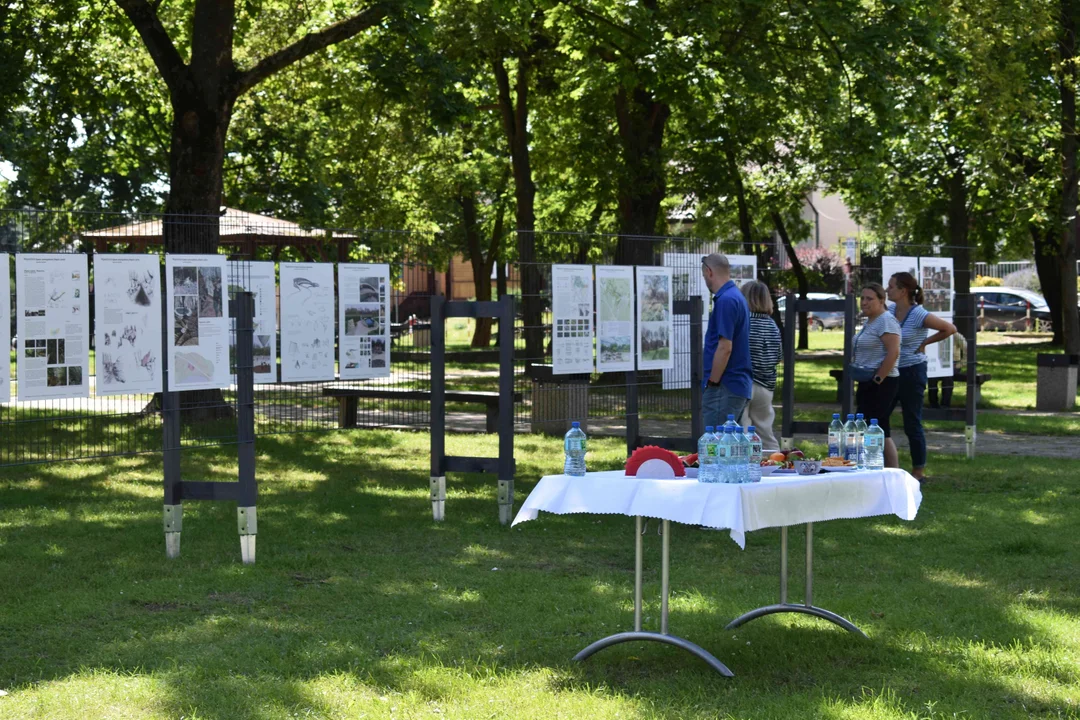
111;0;394;252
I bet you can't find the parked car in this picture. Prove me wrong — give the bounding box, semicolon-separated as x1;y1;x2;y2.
776;293;845;330
972;287;1051;330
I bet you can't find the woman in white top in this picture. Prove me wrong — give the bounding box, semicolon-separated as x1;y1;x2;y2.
852;283;901;465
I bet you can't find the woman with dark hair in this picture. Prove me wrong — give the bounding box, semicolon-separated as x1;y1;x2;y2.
852;283;901;454
739;281;781;449
886;271;957;480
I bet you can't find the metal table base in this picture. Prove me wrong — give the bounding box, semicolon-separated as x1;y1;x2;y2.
574;517;735;677
725;523;868;638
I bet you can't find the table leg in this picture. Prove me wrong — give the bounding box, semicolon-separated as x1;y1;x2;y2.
725;523;867;638
573;516;734;677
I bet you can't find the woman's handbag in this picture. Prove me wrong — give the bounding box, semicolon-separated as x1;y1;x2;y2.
847;365;876;383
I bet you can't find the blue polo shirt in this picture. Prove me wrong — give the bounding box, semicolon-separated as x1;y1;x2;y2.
702;281;753;398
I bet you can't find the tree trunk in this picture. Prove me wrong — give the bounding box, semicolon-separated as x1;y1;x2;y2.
773;212;810;350
729;148;755;255
162;99;232;252
945;158;972;339
613;85;670;266
1033;223;1065;343
495;57;543;366
1060;0;1080;354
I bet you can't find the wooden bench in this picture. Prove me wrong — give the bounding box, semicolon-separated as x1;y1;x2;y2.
322;387;522;432
827;369;991;404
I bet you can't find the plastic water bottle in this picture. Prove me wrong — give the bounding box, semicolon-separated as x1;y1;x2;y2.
854;413;868;470
828;413;843;458
698;426;719;483
747;426;762;483
864;419;885;470
723;414;738;434
718;427;737;483
733;427;750;484
842;414;858;463
564;422;587;476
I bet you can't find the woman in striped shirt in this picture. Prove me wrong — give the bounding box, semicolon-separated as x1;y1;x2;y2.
739;281;782;449
886;272;957;480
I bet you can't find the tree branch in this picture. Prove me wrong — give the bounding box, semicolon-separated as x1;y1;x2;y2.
112;0;187;94
232;3;389;97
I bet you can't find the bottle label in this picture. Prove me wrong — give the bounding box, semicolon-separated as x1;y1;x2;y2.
567;439;584;452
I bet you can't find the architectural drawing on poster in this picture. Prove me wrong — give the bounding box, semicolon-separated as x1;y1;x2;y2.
636;266;674;371
16;253;91;400
166;254;230;391
95;255;162;395
0;254;9;402
727;254;758;288
920;257;954;315
339;263;391;379
596;266;635;373
280;263;335;382
883;256;955;380
662;253;712;389
228;261;278;383
881;256;919;287
551;264;594;375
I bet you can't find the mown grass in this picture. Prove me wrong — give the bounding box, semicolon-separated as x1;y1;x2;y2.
1;431;1079;719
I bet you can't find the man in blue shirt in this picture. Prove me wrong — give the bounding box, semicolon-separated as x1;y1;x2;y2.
701;254;753;428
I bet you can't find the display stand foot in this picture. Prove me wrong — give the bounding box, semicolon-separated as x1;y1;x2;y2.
430;476;446;521
724;604;867;638
574;632;734;677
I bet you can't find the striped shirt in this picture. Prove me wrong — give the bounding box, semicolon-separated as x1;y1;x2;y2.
887;302;930;367
852;312;901;377
748;313;782;390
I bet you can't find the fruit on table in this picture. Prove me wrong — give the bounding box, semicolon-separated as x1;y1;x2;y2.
768;452;787;462
788;449;805;459
680;454;699;468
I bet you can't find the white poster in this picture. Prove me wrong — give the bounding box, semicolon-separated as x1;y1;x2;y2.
339;263;391;379
94;255;162;395
881;256;919;287
166;254;229;391
924;312;956;379
280;262;335;382
662;253;712;390
0;254;10;402
228;261;278;383
636;266;674;371
727;254;758;287
551;264;594;374
920;257;954;315
16;253;90;400
596;265;635;373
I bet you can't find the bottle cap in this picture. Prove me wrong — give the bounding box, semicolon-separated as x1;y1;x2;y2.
724;427;734;433
747;426;755;432
832;413;840;419
856;413;864;419
870;418;879;425
727;414;735;420
847;414;855;420
705;426;714;432
571;421;580;428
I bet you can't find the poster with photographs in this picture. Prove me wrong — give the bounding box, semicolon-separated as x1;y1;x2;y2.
920;257;954;314
596;265;635;373
636;266;674;371
881;256;919;288
94;254;162;395
16;253;90;400
727;254;758;287
338;263;391;379
228;261;278;383
551;264;594;375
280;262;335;382
661;253;711;390
0;254;9;402
924;313;956;379
165;254;230;391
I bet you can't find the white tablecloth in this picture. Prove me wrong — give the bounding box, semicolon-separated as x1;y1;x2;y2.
511;469;922;548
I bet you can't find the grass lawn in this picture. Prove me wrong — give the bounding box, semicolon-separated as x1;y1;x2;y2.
2;431;1079;719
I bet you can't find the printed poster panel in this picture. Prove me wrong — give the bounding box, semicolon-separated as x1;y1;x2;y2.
727;254;758;288
166;254;230;391
551;264;594;375
339;263;391;379
280;262;335;382
636;266;674;371
881;256;919;287
228;261;278;383
924;312;956;379
919;257;954;315
94;254;162;395
596;265;635;373
16;253;90;400
662;253;711;390
0;254;9;402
